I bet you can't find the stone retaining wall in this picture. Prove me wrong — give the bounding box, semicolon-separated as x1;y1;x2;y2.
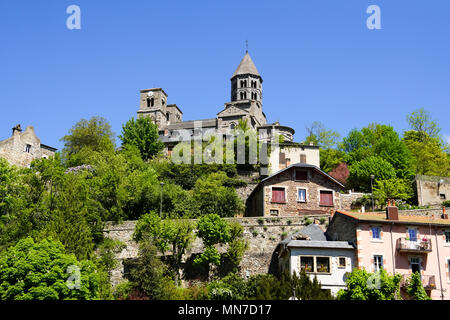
104;215;330;286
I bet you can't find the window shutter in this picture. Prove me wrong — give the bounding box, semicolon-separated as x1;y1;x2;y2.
272;188;285;203
279;152;286;167
320;191;333;206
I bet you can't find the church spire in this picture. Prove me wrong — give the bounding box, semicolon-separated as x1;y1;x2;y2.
231;51;261;78
230;52;262;103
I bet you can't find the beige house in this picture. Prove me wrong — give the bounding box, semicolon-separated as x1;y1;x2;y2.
0;125;57;167
245;163;349;217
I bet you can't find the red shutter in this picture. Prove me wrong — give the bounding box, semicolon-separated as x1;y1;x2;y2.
320;191;333;206
272;188;286;203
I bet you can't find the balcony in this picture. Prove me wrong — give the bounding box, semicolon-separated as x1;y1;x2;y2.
401;274;436;290
397;238;432;253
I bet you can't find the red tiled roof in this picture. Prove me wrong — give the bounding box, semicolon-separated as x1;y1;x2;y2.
335;210;450;226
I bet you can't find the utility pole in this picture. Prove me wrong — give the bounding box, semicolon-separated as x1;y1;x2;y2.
370;174;375;212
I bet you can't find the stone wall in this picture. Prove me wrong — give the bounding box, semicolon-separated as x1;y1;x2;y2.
103;215;330;287
415;175;450;207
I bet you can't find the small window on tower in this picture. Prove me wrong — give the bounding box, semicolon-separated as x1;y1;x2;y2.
162;99;165;105
24;144;31;153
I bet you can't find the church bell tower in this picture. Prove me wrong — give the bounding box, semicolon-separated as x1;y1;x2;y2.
230;51;263;104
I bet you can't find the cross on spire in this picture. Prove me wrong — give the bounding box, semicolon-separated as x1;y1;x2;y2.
246;40;248;53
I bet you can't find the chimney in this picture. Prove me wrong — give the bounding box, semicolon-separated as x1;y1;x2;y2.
386;202;399;221
12;124;22;136
442;207;448;220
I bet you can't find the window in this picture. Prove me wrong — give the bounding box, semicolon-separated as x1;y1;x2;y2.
24;144;31;153
448;259;450;280
297;189;307;202
410;257;420;274
408;228;418;242
300;257;314;273
374;255;383;272
372;226;381;240
161;99;165;105
441;194;446;200
338;257;346;268
230;123;235;130
295;170;308;181
147;97;154;108
286;158;291;167
319;190;333;206
445;231;450;244
316;257;330;273
300;154;307;164
271;187;286;203
270;209;279;216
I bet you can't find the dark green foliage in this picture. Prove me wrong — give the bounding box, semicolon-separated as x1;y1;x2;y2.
60;116;116;167
192;172;244;217
341;124;414;180
347;156;397;192
119;117;164;161
129;237;173;300
406;272;431;300
208;270;333;300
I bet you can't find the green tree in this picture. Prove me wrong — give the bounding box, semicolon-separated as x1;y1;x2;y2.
134;213;195;285
347;156;397;192
305;121;341;149
193;172;243;217
406;108;441;141
320;148;348;173
119;117;164;161
373;178;413;207
406;272;431;300
337;268;401;300
194;214;231;277
220;221;248;274
0;237;99;300
129;237;173;300
61;116;116;167
403;130;449;177
341;124;414;180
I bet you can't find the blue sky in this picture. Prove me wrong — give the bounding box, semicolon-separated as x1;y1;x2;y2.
1;0;449;150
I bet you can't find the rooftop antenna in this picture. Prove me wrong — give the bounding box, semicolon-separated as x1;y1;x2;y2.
246;40;248;53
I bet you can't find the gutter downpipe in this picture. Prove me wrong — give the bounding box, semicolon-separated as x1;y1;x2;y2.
434;226;445;300
390;222;395;275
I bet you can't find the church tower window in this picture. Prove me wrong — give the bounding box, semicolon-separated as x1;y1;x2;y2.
147;98;154;108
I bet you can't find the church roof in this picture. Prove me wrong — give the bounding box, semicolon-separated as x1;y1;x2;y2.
231;52;261;78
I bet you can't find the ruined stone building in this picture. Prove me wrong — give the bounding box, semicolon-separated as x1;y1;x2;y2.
136;51;319;175
414;175;450;206
0;125;57;167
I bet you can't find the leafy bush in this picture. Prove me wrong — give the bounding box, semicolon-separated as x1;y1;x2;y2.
0;237;100;300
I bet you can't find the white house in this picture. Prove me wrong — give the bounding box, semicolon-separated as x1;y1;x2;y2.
278;225;356;296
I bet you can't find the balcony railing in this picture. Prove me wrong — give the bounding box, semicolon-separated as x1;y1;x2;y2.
397;238;432;253
401;274;436;290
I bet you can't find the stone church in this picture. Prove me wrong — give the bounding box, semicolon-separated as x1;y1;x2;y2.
136;52;320;175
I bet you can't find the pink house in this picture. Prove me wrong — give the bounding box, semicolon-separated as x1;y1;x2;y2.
326;206;450;300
